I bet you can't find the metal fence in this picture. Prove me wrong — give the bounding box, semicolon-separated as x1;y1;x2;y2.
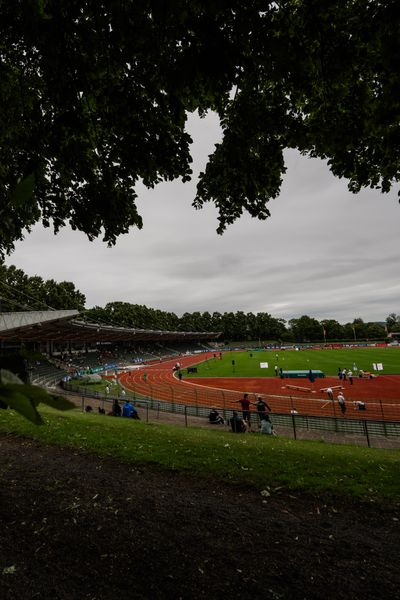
75;374;400;423
60;382;400;449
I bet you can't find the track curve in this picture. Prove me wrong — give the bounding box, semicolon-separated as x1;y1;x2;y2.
119;353;400;421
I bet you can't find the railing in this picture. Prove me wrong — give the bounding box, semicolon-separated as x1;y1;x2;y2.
99;373;400;423
60;382;400;449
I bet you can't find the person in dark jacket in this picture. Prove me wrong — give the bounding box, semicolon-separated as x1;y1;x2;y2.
255;397;272;422
230;411;247;433
208;408;224;425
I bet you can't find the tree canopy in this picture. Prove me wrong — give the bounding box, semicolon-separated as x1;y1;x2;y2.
1;0;399;256
0;264;85;311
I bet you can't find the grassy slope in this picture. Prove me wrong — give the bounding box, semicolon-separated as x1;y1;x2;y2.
0;407;399;503
186;348;400;378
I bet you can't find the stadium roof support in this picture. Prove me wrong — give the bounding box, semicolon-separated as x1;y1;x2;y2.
0;311;221;343
0;310;79;332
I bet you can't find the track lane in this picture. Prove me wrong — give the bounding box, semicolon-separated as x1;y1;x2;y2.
118;354;400;421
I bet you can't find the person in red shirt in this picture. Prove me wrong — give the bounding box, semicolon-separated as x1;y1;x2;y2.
235;393;251;426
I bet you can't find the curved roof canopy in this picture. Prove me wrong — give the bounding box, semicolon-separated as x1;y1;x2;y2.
0;311;221;343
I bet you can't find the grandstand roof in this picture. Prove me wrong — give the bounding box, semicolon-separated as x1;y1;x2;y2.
0;311;220;343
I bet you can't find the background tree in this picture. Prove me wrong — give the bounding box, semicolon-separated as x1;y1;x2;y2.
352;318;368;340
365;322;386;340
1;1;400;256
289;316;323;342
0;264;85;311
219;312;236;341
320;319;345;341
386;313;400;332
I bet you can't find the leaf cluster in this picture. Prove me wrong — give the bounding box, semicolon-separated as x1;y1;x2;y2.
0;369;75;425
1;1;399;254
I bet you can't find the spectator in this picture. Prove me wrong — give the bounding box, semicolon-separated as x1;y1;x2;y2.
120;388;126;397
230;411;247;433
85;405;93;413
208;408;224;425
98;407;106;415
260;415;274;435
112;399;122;416
255;397;272;422
122;400;135;418
337;392;347;415
354;400;366;411
131;404;140;420
235;393;251;426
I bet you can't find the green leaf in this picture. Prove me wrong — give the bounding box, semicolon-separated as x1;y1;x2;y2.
37;394;75;411
10;174;35;207
2;389;43;425
0;369;24;385
7;384;50;406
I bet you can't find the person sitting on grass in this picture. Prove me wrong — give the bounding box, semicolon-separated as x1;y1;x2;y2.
208;407;224;425
260;415;275;435
111;399;122;416
229;410;247;433
122;400;140;419
131;403;140;420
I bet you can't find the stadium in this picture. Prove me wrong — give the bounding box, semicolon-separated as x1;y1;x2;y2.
1;307;400;598
1;309;400;448
1;3;400;595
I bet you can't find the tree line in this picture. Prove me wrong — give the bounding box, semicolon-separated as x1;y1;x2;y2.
87;304;398;343
1;264;399;342
0;264;85;312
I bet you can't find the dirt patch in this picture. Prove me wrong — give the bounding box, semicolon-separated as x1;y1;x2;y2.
0;433;399;600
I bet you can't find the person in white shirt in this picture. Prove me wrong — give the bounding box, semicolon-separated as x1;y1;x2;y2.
337;392;346;414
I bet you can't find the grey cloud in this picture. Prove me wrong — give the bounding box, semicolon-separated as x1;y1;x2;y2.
5;112;400;323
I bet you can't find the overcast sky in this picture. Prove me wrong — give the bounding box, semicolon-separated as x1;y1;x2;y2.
5;111;400;324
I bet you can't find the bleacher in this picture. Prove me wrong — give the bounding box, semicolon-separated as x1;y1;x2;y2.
157;341;213;355
29;360;69;387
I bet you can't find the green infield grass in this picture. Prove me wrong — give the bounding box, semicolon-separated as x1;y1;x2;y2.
185;348;400;378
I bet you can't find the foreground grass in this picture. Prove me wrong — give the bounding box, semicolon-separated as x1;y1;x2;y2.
0;407;399;502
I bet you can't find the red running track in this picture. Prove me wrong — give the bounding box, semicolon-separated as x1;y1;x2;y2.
118;353;400;422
